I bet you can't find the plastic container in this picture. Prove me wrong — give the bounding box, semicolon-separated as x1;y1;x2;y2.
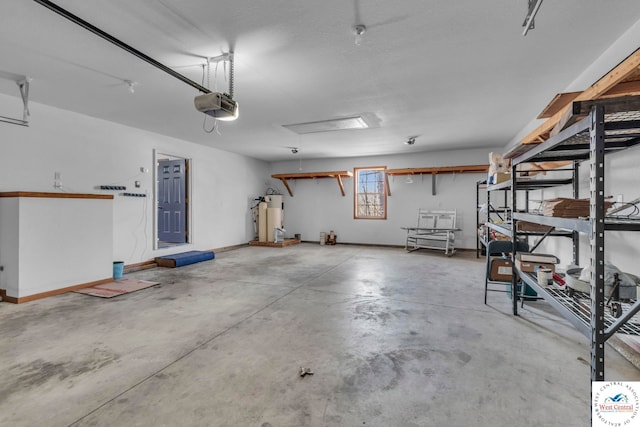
113;261;124;280
536;268;553;286
506;281;538;301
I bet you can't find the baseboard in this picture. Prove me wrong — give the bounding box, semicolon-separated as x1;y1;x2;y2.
123;260;157;273
300;240;404;248
209;243;247;253
299;241;475;251
124;244;245;273
2;277;113;304
333;242;405;248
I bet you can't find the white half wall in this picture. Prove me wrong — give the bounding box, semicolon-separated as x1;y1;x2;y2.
0;195;113;298
269;147;502;249
0;93;269;265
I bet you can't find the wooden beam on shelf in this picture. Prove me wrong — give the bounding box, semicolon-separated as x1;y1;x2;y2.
277;178;293;198
551;95;640;138
271;171;353;197
384;172;391;197
519;48;640;147
335;175;346;196
600;80;640;98
537;92;581;119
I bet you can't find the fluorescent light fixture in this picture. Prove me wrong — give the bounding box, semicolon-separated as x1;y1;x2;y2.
283;116;369;134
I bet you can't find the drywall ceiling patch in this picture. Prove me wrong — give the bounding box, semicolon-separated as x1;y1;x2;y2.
283;115;372;134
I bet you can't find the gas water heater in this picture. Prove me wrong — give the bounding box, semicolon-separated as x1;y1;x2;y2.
258;195;284;242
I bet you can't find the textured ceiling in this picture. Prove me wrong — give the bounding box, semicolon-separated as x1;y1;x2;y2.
1;1;640;161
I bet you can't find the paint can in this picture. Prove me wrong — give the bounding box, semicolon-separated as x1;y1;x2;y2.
113;261;124;280
320;232;326;245
536;268;553;286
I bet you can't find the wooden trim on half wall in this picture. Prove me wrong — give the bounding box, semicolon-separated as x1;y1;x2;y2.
1;277;113;304
0;191;113;199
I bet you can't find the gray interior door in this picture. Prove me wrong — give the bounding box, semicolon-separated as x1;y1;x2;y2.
157;159;187;243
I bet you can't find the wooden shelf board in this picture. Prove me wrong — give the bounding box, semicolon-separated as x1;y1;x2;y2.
386;164;488;196
537;92;581;119
271;171;352;180
271;171;353;197
386;165;488;176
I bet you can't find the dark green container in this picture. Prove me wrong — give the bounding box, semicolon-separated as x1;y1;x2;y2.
506;281;538;301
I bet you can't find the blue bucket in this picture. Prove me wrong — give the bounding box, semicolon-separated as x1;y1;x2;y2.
113;261;124;280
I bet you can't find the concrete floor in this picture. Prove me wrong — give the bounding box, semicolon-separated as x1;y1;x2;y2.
1;244;639;426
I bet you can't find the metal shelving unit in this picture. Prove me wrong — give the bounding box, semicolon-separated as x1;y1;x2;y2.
518;272;640;339
476;179;510;257
476;180;486;257
509;97;640;381
478;178;575;257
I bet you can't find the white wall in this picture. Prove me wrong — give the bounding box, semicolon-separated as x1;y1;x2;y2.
0;93;269;265
269;147;502;249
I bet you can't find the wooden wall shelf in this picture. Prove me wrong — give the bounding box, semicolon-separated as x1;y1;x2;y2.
271;171;353;197
386;165;489;176
386;164;489;195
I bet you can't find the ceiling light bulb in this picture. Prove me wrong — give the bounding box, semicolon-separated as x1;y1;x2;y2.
215;106;239;121
354;25;366;46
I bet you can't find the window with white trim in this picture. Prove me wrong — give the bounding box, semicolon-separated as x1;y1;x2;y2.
354;166;387;220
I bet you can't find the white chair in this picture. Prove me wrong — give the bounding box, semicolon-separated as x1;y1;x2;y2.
403;209;458;256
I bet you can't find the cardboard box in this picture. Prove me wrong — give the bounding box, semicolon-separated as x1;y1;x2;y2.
489;258;512;281
493;173;510;184
515;259;556;273
514;252;559;273
487;172;510;185
516;252;559;263
516;221;554;233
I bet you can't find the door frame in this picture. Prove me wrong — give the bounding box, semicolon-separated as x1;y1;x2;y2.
153;149;192;250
